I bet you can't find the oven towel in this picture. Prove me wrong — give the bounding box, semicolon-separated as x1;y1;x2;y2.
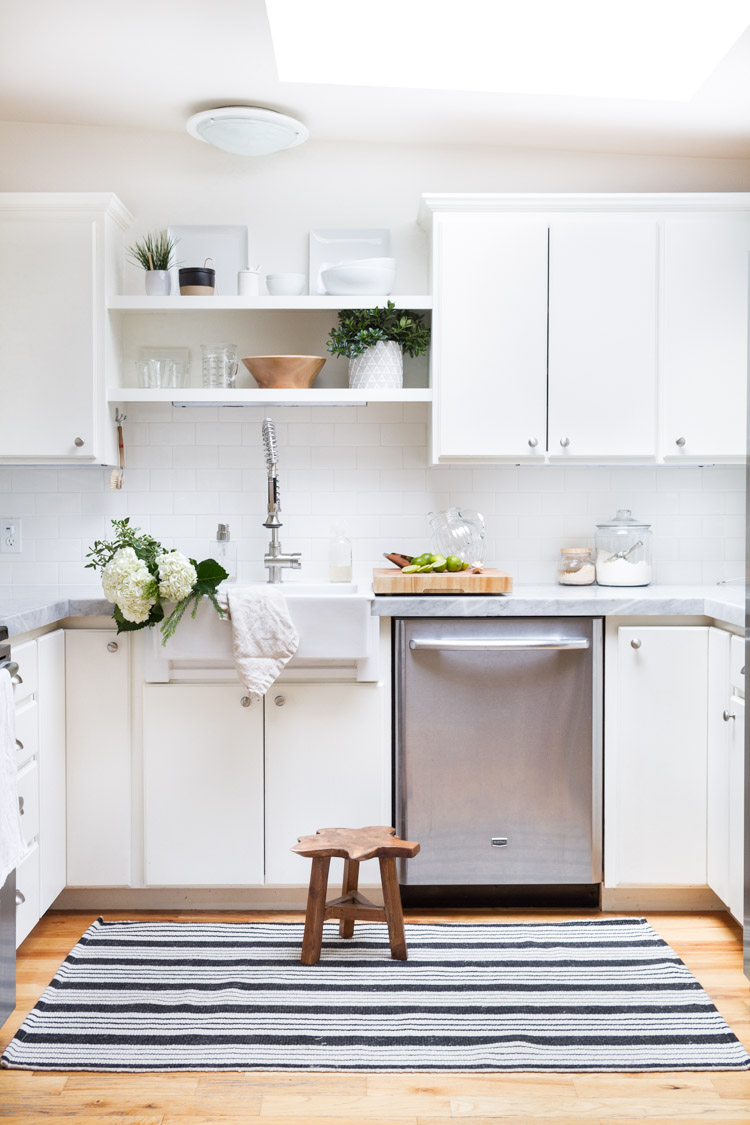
0;669;27;886
226;586;299;697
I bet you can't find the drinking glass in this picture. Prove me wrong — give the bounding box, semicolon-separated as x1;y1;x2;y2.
201;343;238;389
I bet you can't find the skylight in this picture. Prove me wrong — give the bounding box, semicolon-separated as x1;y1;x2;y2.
265;0;750;101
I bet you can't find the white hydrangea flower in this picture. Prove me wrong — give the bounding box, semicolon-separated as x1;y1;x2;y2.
101;546;156;623
157;551;197;603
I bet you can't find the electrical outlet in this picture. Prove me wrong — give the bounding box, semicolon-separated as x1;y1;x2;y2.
0;519;22;554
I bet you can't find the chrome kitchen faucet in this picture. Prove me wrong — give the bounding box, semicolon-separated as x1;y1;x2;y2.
261;417;301;583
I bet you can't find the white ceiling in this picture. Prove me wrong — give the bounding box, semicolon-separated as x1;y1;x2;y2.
1;0;749;158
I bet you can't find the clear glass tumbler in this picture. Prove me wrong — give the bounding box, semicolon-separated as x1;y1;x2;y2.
201;343;238;389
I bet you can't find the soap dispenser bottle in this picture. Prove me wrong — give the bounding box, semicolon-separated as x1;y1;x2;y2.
329;524;352;583
215;522;237;582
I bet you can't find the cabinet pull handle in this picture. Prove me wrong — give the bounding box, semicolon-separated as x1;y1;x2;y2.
723;710;736;722
675;436;686;447
5;661;22;686
630;638;642;649
240;696;252;707
18;796;24;815
741;666;745;676
74;437;85;447
559;437;570;448
15;739;23;752
15;890;25;906
491;837;508;847
528;437;538;448
106;641;118;653
274;694;286;706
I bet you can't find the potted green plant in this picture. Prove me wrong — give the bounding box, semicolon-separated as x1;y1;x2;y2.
326;301;430;389
127;231;178;297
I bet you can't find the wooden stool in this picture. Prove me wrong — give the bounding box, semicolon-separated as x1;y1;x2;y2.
292;826;421;965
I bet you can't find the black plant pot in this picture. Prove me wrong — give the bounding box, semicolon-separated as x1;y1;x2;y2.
179;266;216;295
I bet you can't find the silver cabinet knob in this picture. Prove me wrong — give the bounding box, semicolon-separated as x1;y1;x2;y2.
15;890;25;906
74;437;85;447
6;660;22;686
723;709;736;722
106;641;118;653
675;436;686;447
274;695;286;707
528;437;538;448
560;437;570;448
240;696;252;707
15;739;23;752
630;638;642;649
18;796;24;815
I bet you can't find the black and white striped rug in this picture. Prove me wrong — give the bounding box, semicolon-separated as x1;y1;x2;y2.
3;917;749;1072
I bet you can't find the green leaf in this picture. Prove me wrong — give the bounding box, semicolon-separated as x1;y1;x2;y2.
195;558;229;586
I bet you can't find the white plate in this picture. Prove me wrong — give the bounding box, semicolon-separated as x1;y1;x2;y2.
309;228;390;296
167;225;248;297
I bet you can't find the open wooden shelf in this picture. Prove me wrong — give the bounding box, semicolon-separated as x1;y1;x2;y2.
107;387;433;406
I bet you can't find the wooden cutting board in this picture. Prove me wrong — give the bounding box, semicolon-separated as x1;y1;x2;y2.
372;567;513;594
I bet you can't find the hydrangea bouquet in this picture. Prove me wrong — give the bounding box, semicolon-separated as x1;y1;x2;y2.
86;518;228;642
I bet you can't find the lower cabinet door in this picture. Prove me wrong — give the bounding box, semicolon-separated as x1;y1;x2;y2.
610;626;709;886
728;695;745;923
264;683;389;886
143;685;264;885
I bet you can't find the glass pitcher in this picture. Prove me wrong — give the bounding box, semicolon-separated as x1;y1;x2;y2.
428;507;486;566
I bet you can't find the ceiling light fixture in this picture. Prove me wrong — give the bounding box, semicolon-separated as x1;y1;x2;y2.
186;106;309;155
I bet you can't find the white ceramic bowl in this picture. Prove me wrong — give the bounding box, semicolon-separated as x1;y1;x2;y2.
321;258;396;296
266;273;306;296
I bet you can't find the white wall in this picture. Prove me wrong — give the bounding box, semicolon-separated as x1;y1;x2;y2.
0;122;747;588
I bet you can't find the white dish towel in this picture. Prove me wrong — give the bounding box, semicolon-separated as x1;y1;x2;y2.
0;669;27;886
226;587;299;697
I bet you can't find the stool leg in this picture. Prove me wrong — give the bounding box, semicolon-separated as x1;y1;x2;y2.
379;856;407;961
339;859;360;939
301;856;331;966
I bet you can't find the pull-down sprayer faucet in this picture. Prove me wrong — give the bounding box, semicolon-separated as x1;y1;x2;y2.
262;417;301;583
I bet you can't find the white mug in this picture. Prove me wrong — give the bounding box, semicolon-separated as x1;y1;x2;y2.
238;270;260;297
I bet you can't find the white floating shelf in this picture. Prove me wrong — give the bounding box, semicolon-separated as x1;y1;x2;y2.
107;295;433;311
107;387;433;406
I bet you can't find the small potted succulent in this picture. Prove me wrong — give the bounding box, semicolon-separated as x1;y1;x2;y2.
326;301;430;389
127;231;178;296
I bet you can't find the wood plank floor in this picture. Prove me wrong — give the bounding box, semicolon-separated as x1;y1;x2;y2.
1;908;749;1122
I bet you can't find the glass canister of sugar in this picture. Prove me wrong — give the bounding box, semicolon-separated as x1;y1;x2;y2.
557;547;596;585
595;509;653;586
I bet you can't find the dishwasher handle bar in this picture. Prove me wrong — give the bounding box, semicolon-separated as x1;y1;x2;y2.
408;637;590;652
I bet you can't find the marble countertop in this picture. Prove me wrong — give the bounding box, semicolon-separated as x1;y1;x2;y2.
0;582;745;639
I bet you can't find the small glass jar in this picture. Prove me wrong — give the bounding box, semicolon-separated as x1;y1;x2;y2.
595;509;653;587
557;548;596;586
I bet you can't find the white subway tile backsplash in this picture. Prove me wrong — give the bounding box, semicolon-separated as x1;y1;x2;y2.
0;413;742;587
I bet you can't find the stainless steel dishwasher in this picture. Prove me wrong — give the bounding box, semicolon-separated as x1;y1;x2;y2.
394;617;602;895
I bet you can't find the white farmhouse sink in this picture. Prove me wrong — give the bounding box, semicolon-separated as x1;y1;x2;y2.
154;583;372;663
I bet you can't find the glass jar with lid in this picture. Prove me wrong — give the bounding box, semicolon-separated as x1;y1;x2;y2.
595;509;653;587
557;547;596;586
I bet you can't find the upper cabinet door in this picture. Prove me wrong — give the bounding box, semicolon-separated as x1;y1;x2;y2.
0;217;97;460
432;213;548;461
661;214;750;462
548;219;658;460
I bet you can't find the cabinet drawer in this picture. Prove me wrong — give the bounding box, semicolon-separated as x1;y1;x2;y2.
17;761;39;847
731;635;745;695
14;699;37;768
12;639;37;704
15;843;39;947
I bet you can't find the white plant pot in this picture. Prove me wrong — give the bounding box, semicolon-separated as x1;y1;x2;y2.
145;270;172;297
348;340;403;390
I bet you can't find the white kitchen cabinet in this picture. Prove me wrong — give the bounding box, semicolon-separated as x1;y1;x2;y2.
37;630;66;913
143;684;264;886
728;695;745;923
264;683;389;885
420;193;750;464
0;193;131;464
66;630;131;886
15;844;39;947
607;625;709;887
547;219;658;460
708;628;745;923
661;214;750;462
430;213;548;461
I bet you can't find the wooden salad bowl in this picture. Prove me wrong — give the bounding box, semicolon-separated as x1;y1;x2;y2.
242;355;326;389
